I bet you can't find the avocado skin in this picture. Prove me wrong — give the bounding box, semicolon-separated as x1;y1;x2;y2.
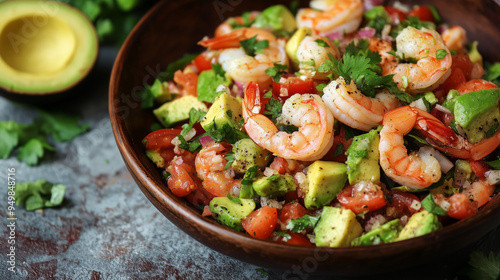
351;219;402;246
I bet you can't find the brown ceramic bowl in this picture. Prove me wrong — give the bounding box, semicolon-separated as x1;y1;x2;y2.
109;0;500;276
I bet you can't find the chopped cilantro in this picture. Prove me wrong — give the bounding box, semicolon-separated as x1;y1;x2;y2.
315;83;327;92
224;152;235;169
206;123;248;144
264;98;283;123
363;6;391;34
267;174;279;181
180;108;206;136
286;214;320;233
484;62;500;87
212;62;226;78
157;53;198;82
486;124;499;138
436;49;448;59
486;160;500;170
14;180;66;211
17;138;54;166
265;63;289;83
421;194;447;216
241;165;259;186
273;231;292;241
240;35;269;57
332;143;344;158
263;90;273;98
314;38;329;47
37;110;89;142
228;11;254;29
278;124;299;133
227;193;242;205
176;135;202;153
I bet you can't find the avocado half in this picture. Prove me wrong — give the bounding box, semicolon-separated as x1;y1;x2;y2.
0;0;98;98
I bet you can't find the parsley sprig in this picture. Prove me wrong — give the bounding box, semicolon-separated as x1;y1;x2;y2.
240;35;269;57
265;63;289;83
318;39;413;103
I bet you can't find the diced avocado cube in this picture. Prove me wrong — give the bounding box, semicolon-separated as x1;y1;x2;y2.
200;93;243;131
304;161;348;210
314;207;363;247
197;69;231;103
441;89;460;113
454;88;500;143
252;4;296;33
239;184;256;199
153;95;208;127
345;128;380;185
231;139;271;173
150;78;173;104
252;174;296;198
285;27;312;70
209;197;256;232
351;219;402;246
396;210;441;241
145;150;165;168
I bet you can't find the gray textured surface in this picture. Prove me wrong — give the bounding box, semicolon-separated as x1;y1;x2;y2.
0;47;499;280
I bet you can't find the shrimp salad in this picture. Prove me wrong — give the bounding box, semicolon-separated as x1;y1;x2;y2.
140;1;500;247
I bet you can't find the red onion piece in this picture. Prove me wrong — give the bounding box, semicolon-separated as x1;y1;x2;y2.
364;0;383;11
358;27;376;38
199;135;215;147
326;32;343;41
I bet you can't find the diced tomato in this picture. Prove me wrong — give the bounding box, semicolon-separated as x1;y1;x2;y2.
447;193;478;220
185;187;214;207
337;182;387;214
279;202;308;226
434;54;473;102
202;205;213;216
193;53;213;72
384;6;407;24
408;6;435;23
143;129;182;168
387;190;421;216
470;160;491;180
272;231;313;246
272;77;316;103
321;125;353;162
167;159;198;197
241;206;278;239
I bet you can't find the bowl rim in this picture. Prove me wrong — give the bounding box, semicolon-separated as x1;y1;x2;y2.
109;0;500;271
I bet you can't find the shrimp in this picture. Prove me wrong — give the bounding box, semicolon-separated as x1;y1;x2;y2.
195;141;241;197
434;180;495;219
296;35;340;79
214;11;261;37
322;76;401;131
199;27;288;90
441;25;468;54
296;0;364;36
242;82;334;161
379;106;442;189
382;26;452;94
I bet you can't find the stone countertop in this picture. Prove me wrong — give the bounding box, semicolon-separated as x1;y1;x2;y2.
0;47;499;280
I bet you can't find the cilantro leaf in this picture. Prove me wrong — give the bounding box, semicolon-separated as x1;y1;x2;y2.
157;53;198;81
241;165;259;186
0;123;20;159
227;193;242;205
228;11;254;29
421;194;447;216
14;180;66;211
332;143;344;158
484;62;500;87
180;108;206;136
265;63;289;83
224;152;235;169
176;135;202;153
212;62;226;78
240;35;269;57
465;251;500;280
273;231;292;241
36;110;89;142
486;160;500;170
286;214;320;233
264;98;283;123
436;49;448;60
314;38;329;47
207;123;248;144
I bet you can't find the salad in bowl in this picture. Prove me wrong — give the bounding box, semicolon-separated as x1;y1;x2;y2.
138;0;500;248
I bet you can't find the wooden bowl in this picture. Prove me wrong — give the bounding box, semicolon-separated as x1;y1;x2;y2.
109;0;500;276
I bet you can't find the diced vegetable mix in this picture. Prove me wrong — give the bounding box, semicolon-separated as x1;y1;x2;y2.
139;1;500;247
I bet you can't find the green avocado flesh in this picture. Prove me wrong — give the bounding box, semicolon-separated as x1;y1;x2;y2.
0;1;98;94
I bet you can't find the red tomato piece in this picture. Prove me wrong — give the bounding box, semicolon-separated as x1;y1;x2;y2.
279;202;308;226
242;206;278;239
272;231;313;246
447;193;478;220
321;125;353;162
194;53;213;72
384;6;407;24
408;6;435;23
455;79;499;95
337;182;387;214
143;129;182;168
272;77;316;103
388;190;421;216
470;160;491;180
